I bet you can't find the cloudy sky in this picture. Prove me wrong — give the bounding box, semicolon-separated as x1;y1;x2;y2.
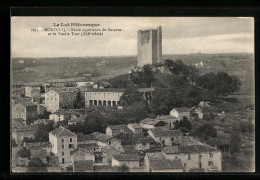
11;17;254;58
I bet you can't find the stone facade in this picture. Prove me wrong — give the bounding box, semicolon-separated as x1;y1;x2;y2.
25;85;41;97
137;26;162;66
85;88;124;107
49;127;77;164
170;108;190;120
12;102;38;122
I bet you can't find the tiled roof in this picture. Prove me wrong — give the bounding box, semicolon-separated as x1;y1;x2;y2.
112;133;137;145
101;146;121;161
150;128;183;137
173;107;190;113
87;88;125;92
85;132;113;142
52;111;70;115
113;153;139;161
156;115;178;120
50;126;76;137
205;137;230;146
129;123;142;129
146;152;183;170
179;136;203;146
78;143;99;148
122;145;138;153
16;101;36;107
46;87;79;94
163;144;218;154
74;160;94;171
72;148;95;155
108;124;127;130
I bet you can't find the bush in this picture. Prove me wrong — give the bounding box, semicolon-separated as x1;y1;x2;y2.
17;147;31;159
27;157;47;172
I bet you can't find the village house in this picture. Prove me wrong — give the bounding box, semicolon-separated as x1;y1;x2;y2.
85;88;124;107
12;88;25;98
127;123;143;134
45;87;79;113
71;148;95;162
162;136;222;172
132;134;157;151
68;114;87;125
144;152;184;172
93;81;111;89
155;115;179;130
111;153;140;169
101;146;122;165
205;137;231;154
12;119;35;144
76;81;94;87
24;83;41;98
106;124;133;136
49;126;77;164
148;127;183;147
12;101;38;122
170;107;190;120
139;118;168;130
49;111;71;124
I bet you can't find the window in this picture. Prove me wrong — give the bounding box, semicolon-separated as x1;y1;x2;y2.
62;152;64;156
208;161;213;166
199;163;202;168
200;154;202;158
70;151;73;155
62;158;65;164
108;141;111;145
62;145;64;149
70;138;72;142
62;139;64;143
171;137;174;141
184;163;187;167
187;154;191;160
69;144;74;149
175;156;178;160
209;152;213;158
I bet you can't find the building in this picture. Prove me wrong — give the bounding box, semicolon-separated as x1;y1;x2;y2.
45;88;79;113
12;119;35;144
111;153;140;168
85;88;124;107
127;123;143;134
12;88;25;98
148;127;183;147
49;126;77;164
162;136;222;172
25;84;41;97
106;124;133;137
137;26;162;66
76;81;94;87
12;101;38;122
144;152;184;172
156;115;179;130
71;148;95;162
93;81;111;89
49;112;71;124
139;118;168;130
101;146;122;164
170;107;190;120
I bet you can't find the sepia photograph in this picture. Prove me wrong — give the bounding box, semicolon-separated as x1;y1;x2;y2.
11;16;255;173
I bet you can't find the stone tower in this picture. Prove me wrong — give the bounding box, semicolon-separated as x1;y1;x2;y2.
137;26;162;67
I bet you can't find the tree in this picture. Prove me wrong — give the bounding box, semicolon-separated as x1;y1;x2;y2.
150;88;180;115
27;157;47;172
195;123;217;140
174;120;180;130
38;110;51;119
196;72;241;97
17;147;31;159
230;131;241;153
73;91;85;109
180;116;192;131
119;83;143;106
117;164;130;172
203;112;215;121
142;64;154;87
34;122;55;142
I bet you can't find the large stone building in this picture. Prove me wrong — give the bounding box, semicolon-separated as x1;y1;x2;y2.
49;126;77;164
137;26;162;66
85;88;124;107
45;87;79;113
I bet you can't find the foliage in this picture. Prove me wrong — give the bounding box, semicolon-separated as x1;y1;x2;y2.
117;164;130;172
40;84;45;93
150;88;180;115
119;83;143;106
108;74;130;88
27;157;47;172
130;64;154;87
194;123;217;140
73;91;85;109
203;112;215;121
34;122;55;142
38;110;51;119
230;131;242;153
196;72;241;97
22;137;35;143
174;117;192;132
17;147;31;159
239;122;254;133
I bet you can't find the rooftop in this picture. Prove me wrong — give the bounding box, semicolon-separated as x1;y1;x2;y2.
163;144;218;154
128;123;142;129
50;126;76;137
146;152;183;170
150;128;183;137
140;118;165;126
113;153;139;161
78;143;99;149
86;88;125;92
45;87;79;94
172;107;190;113
16;101;36;107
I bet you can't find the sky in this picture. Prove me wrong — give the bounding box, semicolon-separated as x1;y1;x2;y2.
11;17;254;58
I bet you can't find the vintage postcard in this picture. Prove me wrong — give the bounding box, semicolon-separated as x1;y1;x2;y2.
11;17;255;173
